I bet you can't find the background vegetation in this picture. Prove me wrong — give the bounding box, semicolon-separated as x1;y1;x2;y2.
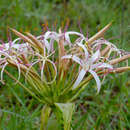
0;0;130;129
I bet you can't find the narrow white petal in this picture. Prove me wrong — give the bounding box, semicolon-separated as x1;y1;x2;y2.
12;38;21;44
0;51;13;60
72;55;82;65
61;55;72;59
92;39;122;57
12;44;27;50
65;31;85;38
91;63;113;70
65;33;71;43
41;60;45;80
62;55;82;66
36;35;44;40
44;39;51;52
98;63;113;69
44;31;52;39
89;70;101;93
0;62;8;83
92;39;111;49
44;31;59;40
91;50;100;63
76;42;89;59
91;63;102;69
73;69;86;89
50;39;54;52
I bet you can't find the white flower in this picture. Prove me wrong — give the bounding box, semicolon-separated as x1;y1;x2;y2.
62;44;113;92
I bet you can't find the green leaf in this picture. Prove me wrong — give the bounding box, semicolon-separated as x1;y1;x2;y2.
54;103;75;130
40;105;51;130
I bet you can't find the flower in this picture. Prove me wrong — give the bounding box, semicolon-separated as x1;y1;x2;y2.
0;24;129;95
62;43;113;92
0;24;129;130
26;51;57;84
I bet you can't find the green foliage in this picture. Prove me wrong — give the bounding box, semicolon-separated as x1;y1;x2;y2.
54;103;75;130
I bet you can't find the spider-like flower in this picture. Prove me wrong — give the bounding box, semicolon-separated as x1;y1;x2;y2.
62;39;113;92
0;23;129;130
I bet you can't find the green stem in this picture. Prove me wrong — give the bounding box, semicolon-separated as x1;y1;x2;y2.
4;70;44;104
40;105;51;130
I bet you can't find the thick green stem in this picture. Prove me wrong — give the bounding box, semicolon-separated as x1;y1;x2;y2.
40;105;51;130
54;103;75;130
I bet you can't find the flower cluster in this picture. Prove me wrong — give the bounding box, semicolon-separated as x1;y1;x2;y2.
0;23;130;104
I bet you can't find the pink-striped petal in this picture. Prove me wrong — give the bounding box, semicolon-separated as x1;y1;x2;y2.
73;69;86;89
91;50;100;63
61;55;82;66
89;70;101;93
